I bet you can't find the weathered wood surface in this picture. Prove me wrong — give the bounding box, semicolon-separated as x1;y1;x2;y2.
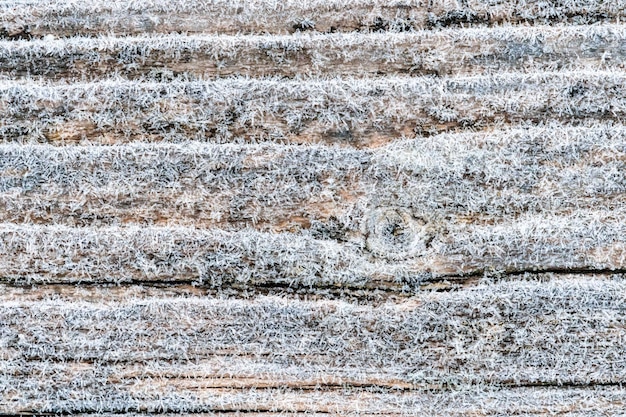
2;276;626;414
1;25;625;80
2;0;625;37
1;0;625;415
0;127;624;283
2;74;626;145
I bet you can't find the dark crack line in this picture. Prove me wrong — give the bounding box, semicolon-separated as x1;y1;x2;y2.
503;380;625;389
0;268;624;297
423;267;626;291
6;409;332;416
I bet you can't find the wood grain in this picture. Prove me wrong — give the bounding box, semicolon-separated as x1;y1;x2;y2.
1;1;624;415
2;276;626;414
1;25;625;80
2;0;625;37
3;74;626;146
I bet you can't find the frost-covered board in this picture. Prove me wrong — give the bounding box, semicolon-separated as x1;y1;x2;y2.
0;0;625;415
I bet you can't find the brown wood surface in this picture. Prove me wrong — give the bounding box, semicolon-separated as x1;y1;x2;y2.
0;1;625;415
2;0;625;38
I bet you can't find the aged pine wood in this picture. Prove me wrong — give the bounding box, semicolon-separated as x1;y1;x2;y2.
1;1;625;415
2;276;626;414
2;74;626;146
1;26;625;80
2;0;625;37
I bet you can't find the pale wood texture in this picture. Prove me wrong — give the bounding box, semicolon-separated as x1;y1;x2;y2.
2;0;625;37
0;1;625;415
3;276;626;414
1;26;625;80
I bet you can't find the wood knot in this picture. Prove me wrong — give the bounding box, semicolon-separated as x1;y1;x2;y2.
364;207;433;260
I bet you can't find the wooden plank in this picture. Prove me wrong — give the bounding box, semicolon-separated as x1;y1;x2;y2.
1;276;626;414
0;123;624;228
0;213;624;284
5;386;626;415
2;73;626;146
1;1;625;414
1;25;625;80
0;124;623;284
0;215;623;284
1;0;624;38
